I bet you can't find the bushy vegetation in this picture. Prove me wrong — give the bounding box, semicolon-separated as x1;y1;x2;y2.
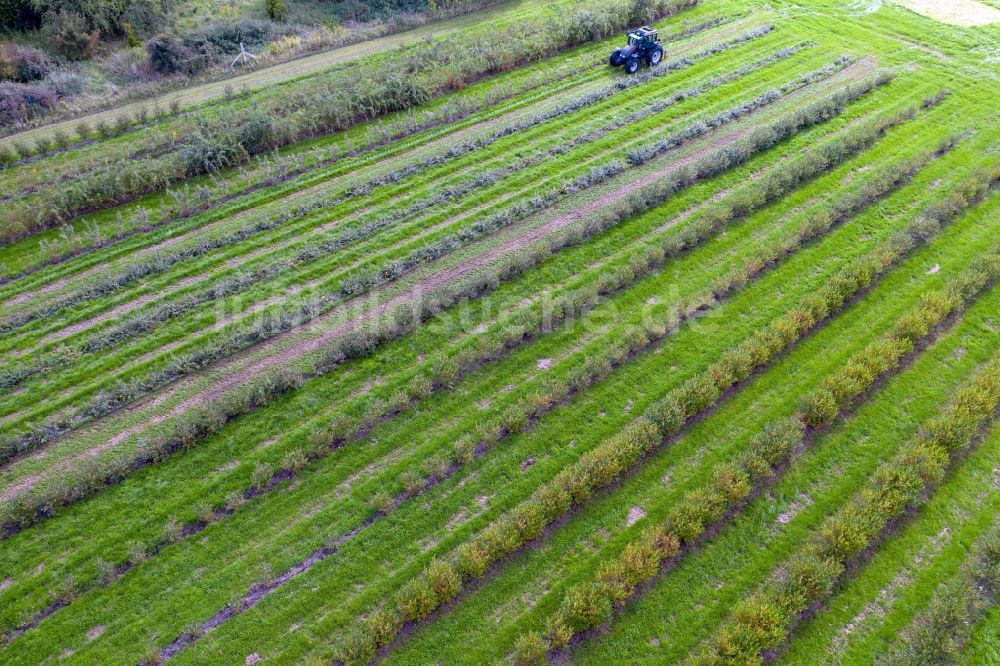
334;118;993;666
522;224;996;662
695;252;1000;664
1;3;998;664
1;0;699;243
879;518;1000;665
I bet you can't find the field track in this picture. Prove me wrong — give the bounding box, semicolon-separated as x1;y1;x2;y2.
0;1;534;149
0;0;998;664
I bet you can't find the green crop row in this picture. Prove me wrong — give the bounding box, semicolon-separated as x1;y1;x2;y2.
511;237;998;665
0;30;796;391
0;62;867;489
694;264;1000;665
0;0;700;245
328;153;996;666
0;98;924;640
878;515;1000;665
0;25;790;406
0;39;611;283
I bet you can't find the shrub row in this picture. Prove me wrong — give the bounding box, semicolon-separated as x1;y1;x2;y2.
36;99;948;642
0;66;852;465
0;38;810;398
12;27;779;329
512;237;997;664
4;91;921;639
333;121;987;666
0;48;599;278
696;337;1000;666
0;76;888;535
1;24;777;337
878;517;1000;665
0;0;701;244
9;13;724;266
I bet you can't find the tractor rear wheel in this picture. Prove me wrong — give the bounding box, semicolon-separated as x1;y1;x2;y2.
625;57;640;74
649;46;663;66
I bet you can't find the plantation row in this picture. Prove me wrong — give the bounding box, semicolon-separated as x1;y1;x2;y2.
5;132;992;660
329;166;999;665
0;0;704;245
0;81;936;644
3;1;1000;663
879;515;1000;665
0;89;940;643
0;20;787;392
0;69;896;535
0;24;787;348
156;122;953;664
0;52;876;506
696;339;1000;665
0;72;920;644
513;244;1000;664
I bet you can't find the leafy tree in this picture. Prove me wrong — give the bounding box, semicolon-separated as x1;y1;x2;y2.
264;0;287;22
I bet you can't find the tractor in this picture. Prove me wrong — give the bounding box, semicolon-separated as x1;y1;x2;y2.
609;26;663;74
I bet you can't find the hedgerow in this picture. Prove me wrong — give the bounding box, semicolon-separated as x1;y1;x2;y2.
0;64;859;467
332;168;1000;665
2;22;780;342
0;0;701;244
0;31;794;386
878;517;1000;665
0;39;813;413
516;238;998;663
694;261;1000;665
3;98;927;641
0;74;897;540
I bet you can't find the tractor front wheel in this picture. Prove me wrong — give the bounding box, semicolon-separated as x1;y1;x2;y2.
648;47;663;66
610;49;622;66
625;57;640;74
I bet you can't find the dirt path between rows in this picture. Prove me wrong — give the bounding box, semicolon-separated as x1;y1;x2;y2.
0;57;878;500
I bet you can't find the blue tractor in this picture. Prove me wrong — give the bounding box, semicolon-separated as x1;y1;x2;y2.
609;26;664;74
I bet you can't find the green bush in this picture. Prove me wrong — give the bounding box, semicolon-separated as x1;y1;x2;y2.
398;577;437;622
426;558;461;603
265;0;288;21
146;33;192;74
801;388;838;428
560;583;612;632
42;9;100;60
513;631;548;666
365;606;402;648
334;628;376;666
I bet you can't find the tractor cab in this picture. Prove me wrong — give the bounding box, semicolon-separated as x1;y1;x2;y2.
609;26;663;74
627;26;659;47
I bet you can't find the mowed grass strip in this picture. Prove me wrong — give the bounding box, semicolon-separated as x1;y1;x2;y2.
385;194;1000;666
0;64;888;532
0;73;917;666
0;94;927;643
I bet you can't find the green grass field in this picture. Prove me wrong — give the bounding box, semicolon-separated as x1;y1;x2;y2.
0;0;998;664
